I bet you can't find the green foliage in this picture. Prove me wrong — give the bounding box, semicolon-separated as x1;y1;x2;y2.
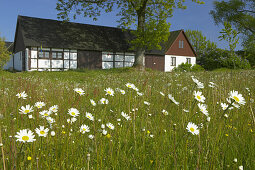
0;70;255;169
0;36;11;70
56;0;205;66
185;29;217;65
219;22;239;53
173;63;204;72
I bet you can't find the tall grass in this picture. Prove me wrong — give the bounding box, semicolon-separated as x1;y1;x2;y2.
0;69;254;169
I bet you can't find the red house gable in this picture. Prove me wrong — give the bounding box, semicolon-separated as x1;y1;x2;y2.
165;30;196;57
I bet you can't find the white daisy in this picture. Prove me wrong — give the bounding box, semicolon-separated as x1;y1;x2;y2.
46;117;55;124
193;91;205;103
68;108;80;117
80;125;90;134
106;123;115;130
86;112;94;121
16;91;28;99
186;122;199;135
35;126;49;137
160;92;165;96
104;88;114;96
168;94;179;105
120;89;125;95
121;111;131;120
229;90;245;105
99;98;109;104
88;134;94;139
137;92;143;96
221;103;228;110
101;124;105;129
67;117;77;124
126;83;135;89
49;105;58;113
162;109;169;115
74;88;85;96
102;129;107;135
35;101;46;109
19;105;34;115
144;101;150;106
39;110;52;118
15;129;36;143
197;103;209;116
90;99;96;106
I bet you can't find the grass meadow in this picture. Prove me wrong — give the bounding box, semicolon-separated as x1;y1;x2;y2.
0;69;254;169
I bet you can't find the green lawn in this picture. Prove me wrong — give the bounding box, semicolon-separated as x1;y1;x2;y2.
0;69;254;169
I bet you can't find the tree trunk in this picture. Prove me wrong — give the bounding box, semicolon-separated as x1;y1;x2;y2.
134;9;146;69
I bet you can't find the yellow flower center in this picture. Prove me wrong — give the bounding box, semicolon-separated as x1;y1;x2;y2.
44;113;48;116
190;128;195;132
197;96;201;100
107;91;111;94
71;112;76;116
22;136;29;141
52;108;56;110
83;128;86;131
233;96;240;102
24;110;30;113
27;156;32;160
40;131;45;135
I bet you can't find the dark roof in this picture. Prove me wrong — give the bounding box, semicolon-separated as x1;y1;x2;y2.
17;15;134;52
16;15;186;55
4;41;14;52
146;30;182;55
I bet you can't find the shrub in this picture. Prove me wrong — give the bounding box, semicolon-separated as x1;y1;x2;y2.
191;64;205;72
173;63;204;72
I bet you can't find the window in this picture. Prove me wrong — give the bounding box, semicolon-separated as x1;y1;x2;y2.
38;51;50;58
186;58;191;64
171;57;176;66
179;40;184;48
102;52;135;69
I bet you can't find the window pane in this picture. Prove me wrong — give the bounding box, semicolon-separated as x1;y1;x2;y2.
39;52;43;58
115;54;124;61
45;52;49;58
124;62;133;67
102;62;113;69
115;62;124;68
102;53;113;61
52;52;57;59
57;52;63;59
125;55;135;62
70;53;77;60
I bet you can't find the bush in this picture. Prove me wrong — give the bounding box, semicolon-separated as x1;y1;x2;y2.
173;63;204;72
191;64;205;72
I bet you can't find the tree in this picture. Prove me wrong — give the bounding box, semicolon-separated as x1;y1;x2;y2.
0;36;11;70
56;0;204;69
185;29;217;64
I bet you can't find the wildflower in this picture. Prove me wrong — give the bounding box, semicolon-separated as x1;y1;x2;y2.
90;99;96;106
68;108;80;117
0;143;3;147
196;81;204;88
51;131;55;136
150;134;154;138
207;117;211;122
137;92;143;96
80;125;90;134
35;101;46;109
39;110;52;118
121;111;131;120
208;82;216;88
233;158;237;163
74;88;85;96
197;103;209;116
102;129;107;135
99;98;109;104
221;103;228;110
86;112;94;121
104;88;114;96
19;105;34;114
229;90;246;105
120;89;125;95
88;134;94;139
144;101;150;106
225;134;229;137
162;109;169;115
168;94;179;105
28;115;33;119
67;117;77;124
106;123;115;130
35;126;49;137
101;124;105;129
126;83;135;89
224;114;228;118
183;109;189;113
133;87;139;91
106;134;111;138
186;122;199;135
46;117;55;124
15;129;36;143
160;92;165;96
193;91;205;103
49;105;58;113
239;165;243;170
27;156;32;161
16;91;28;99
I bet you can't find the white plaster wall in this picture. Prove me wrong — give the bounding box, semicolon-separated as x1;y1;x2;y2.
25;48;29;71
31;59;37;68
13;52;23;71
31;50;37;58
70;61;77;69
165;55;196;72
3;54;13;70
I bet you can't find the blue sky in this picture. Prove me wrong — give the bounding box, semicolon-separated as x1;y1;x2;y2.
0;0;242;50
